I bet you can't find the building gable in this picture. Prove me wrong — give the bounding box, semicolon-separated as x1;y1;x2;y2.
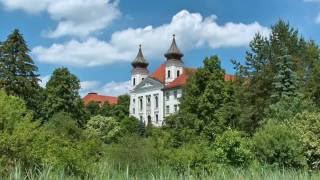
132;77;164;93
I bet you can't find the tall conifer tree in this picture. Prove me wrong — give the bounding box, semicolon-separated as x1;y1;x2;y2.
0;29;40;111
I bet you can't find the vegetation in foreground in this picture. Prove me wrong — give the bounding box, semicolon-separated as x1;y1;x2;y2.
2;20;320;179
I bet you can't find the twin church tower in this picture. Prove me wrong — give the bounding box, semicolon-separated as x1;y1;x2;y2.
129;35;194;126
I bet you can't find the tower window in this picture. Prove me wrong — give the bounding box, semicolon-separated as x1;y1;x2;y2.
177;70;180;77
174;104;178;113
139;97;143;111
133;78;136;86
166;105;170;114
155;95;159;109
168;70;171;78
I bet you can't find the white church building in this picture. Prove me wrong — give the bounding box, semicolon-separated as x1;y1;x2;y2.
129;35;196;126
129;35;234;126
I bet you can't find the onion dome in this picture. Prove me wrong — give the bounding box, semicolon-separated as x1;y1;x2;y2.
131;45;149;68
164;34;184;60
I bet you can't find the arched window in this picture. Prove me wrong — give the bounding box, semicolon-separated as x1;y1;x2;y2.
168;70;171;78
177;70;180;77
133;78;136;86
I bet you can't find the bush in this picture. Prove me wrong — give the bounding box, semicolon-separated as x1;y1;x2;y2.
212;129;253;167
253;120;306;168
86;115;121;144
119;116;140;135
266;95;316;123
292;112;320;169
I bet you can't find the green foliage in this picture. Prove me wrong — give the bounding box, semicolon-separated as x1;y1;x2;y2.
292;112;320;169
266;95;316;123
234;20;319;133
85;101;100;116
86;115;121;144
271;47;298;101
98;94;130;120
43;67;86;126
0;29;41;114
105;135;159;175
212;129;253;167
253;120;306;168
167;56;234;144
119;116;140;135
0;90;32;132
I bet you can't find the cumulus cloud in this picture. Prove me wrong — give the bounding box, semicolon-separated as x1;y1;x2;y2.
0;0;120;38
39;75;51;88
32;10;270;67
80;80;130;97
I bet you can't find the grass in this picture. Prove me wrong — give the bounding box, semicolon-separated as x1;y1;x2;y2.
3;162;320;180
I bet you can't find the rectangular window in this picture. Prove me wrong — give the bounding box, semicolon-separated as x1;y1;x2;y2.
166;105;170;114
133;108;135;114
177;70;180;77
174;104;178;113
155;114;159;123
174;90;178;99
154;95;159;109
139;97;143;111
166;92;170;101
147;95;151;106
133;78;136;86
168;70;171;78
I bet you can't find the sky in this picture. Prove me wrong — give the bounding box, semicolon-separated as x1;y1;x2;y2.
0;0;320;96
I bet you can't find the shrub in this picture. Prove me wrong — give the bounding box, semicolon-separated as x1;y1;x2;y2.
212;129;253;167
86;115;121;144
292;112;320;169
253;120;306;168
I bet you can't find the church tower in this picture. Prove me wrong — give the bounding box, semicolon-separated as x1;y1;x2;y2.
131;45;149;89
164;35;184;84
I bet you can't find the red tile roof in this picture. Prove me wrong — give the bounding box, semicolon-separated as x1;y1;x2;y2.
164;68;196;89
83;92;118;106
224;74;236;81
164;70;235;89
150;64;166;83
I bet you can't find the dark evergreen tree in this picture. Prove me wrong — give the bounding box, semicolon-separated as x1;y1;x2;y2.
271;47;298;101
0;29;41;112
233;20;314;133
43;67;86;126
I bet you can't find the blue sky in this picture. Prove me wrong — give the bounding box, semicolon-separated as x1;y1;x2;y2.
0;0;319;96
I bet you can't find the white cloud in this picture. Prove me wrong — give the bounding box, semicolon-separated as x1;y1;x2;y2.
39;75;51;88
100;81;130;96
0;0;50;14
0;0;120;38
32;10;270;67
80;80;130;97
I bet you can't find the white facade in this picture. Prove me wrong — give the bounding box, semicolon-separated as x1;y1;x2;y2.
129;35;186;126
129;78;183;126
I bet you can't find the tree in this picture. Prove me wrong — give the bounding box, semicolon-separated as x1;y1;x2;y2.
167;56;234;144
0;29;41;112
86;101;100;116
43;67;86;126
271;46;298;102
233;20;317;133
